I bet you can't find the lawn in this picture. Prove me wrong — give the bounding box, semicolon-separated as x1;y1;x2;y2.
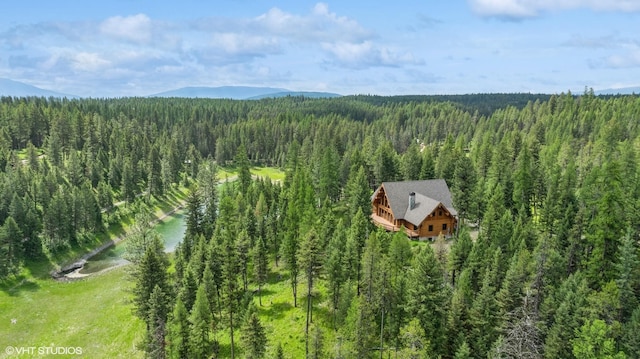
213;263;337;359
0;186;191;359
0;266;144;359
217;165;285;182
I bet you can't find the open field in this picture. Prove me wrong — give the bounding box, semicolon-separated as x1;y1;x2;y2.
218;166;286;182
0;266;144;359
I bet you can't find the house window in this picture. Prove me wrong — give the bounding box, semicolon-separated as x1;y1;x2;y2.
428;225;433;232
442;223;447;231
438;210;443;216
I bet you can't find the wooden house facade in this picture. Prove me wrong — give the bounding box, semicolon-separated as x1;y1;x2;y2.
371;179;458;239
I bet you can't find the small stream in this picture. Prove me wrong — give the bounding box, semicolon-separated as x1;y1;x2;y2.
78;209;187;275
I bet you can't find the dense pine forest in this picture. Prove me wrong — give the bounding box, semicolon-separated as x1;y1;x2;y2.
1;92;640;358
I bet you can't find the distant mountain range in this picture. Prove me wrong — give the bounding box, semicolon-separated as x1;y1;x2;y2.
0;79;342;99
149;86;341;99
0;78;77;98
595;86;640;95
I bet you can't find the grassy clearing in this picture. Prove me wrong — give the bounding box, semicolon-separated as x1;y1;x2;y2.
251;166;286;182
217;166;285;182
0;266;144;359
212;263;338;359
0;186;190;359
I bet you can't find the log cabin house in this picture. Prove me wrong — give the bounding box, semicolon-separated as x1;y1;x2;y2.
371;179;458;239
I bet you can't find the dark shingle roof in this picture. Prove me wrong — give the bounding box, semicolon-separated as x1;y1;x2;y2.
372;179;457;225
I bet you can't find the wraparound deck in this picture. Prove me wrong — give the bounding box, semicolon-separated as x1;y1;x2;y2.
371;213;419;238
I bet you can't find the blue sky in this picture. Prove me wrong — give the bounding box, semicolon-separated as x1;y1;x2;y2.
1;0;639;97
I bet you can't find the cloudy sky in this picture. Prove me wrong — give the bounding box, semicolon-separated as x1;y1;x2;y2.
1;0;639;97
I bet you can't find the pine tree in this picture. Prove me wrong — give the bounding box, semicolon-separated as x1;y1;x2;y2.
221;222;240;359
469;260;500;356
345;165;372;220
400;142;422;181
0;216;22;278
167;297;189;359
326;220;346;330
621;305;640;357
185;186;203;239
448;228;472;286
235;144;252;194
253;235;268;306
132;237;170;323
123;209;157;264
543;273;590;359
299;229;322;357
241;304;267;359
407;244;448;356
145;285;169;359
348;208;370;296
616;230;639;321
454;340;471;359
452;154;477;223
189;283;213;359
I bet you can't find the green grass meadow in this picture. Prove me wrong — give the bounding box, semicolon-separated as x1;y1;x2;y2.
0;267;144;359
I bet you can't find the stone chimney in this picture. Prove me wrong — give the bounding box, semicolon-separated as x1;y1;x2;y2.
409;192;416;210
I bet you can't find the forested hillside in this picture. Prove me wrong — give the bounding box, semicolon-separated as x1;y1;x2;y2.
1;92;640;358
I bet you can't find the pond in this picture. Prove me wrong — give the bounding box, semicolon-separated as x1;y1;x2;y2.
79;209;187;275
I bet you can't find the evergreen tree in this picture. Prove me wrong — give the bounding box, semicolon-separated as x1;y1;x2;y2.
400;142;422;181
454;340;471;359
185;186;203;240
253;235;268;306
469;258;500;356
145;285;169;359
235;144;252;194
299;229;322;357
0;216;22;278
189;283;213;359
241;304;267;359
345;165;371;221
326;220;346;330
407;244;448;356
132;236;170;322
452;154;477;223
124;210;159;264
621;305;640;357
449;228;472;286
221;221;240;359
167;297;190;359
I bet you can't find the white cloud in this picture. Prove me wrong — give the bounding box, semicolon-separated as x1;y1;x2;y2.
195;3;373;44
322;41;421;69
210;33;281;56
100;14;152;43
71;52;111;72
469;0;640;18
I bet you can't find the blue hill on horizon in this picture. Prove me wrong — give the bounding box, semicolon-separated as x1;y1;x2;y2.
149;86;341;99
595;86;640;95
0;78;77;98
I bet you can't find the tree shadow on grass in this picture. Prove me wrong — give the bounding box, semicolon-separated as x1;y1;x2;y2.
0;274;40;296
256;301;293;321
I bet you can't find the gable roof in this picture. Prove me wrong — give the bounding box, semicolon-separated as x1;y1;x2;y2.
372;179;458;225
